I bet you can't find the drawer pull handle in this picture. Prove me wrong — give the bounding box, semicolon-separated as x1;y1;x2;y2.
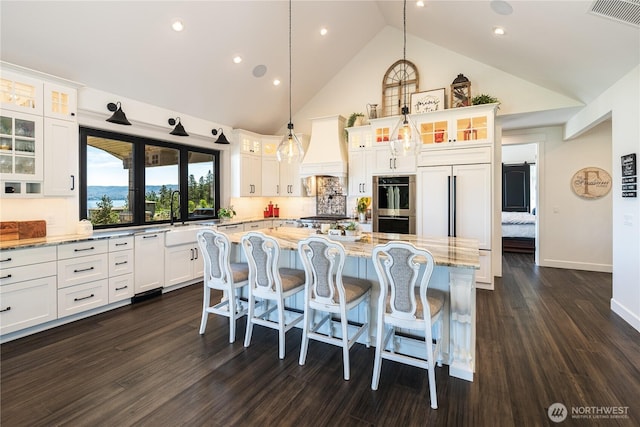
74;294;95;302
0;306;11;312
115;285;128;291
73;266;95;273
143;234;158;239
115;242;128;246
0;274;11;279
74;246;95;252
115;261;128;266
0;257;12;263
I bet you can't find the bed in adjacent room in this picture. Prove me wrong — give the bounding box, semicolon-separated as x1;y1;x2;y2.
502;211;536;253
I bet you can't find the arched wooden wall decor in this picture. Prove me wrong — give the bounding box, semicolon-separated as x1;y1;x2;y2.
381;59;419;118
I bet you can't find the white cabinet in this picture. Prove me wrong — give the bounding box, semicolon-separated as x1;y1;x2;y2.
164;243;203;287
262;136;280;196
244;220;272;231
417;147;493;285
108;236;134;302
216;223;244;234
372;147;416;174
348;149;374;196
43;83;77;121
57;240;109;317
43;117;78;196
232;130;262;197
0;246;57;334
0;71;43;115
134;232;165;293
0;110;44;194
413;104;496;148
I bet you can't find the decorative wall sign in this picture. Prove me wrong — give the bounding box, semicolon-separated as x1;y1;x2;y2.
411;88;446;113
621;153;637;197
570;167;612;199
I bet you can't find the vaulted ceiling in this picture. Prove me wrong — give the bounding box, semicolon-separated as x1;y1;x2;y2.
1;1;638;134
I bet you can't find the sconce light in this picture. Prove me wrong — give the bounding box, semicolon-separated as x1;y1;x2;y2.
168;117;189;136
212;128;230;144
106;102;131;125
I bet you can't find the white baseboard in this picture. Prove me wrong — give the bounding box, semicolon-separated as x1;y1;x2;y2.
611;298;640;333
539;258;613;273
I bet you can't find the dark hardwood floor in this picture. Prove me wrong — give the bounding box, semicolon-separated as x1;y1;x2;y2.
2;253;638;426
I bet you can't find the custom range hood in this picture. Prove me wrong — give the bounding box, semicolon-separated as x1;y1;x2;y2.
299;115;348;178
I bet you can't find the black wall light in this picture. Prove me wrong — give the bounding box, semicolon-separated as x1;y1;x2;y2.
106;102;131;125
212;128;230;144
168;117;189;136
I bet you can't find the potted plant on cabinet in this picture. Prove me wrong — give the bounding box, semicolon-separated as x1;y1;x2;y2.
345;112;366;141
217;206;236;222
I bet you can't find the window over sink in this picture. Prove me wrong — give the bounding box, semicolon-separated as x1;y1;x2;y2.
79;127;221;229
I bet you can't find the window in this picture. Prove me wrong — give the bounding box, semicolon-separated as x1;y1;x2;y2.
80;127;220;229
381;60;419;117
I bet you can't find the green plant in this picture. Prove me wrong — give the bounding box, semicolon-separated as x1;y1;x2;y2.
345;221;358;231
471;94;500;107
217;205;236;219
345;112;365;141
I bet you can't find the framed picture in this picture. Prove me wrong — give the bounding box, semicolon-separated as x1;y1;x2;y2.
411;88;446;113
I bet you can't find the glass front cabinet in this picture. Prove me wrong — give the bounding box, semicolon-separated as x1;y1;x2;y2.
0;110;44;195
412;104;496;148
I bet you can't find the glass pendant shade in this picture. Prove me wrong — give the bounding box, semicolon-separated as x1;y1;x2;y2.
276;127;304;163
390;113;419;156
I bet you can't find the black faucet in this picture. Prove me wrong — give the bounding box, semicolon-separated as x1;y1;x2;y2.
170;190;180;225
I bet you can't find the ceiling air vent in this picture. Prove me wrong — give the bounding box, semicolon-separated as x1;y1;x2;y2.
590;0;640;27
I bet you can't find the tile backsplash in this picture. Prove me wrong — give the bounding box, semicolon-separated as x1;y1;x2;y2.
316;176;347;216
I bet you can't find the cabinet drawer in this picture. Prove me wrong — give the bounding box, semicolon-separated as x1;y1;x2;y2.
57;254;108;288
109;236;134;252
0;276;57;334
0;261;56;286
57;240;108;260
57;279;108;318
217;224;243;233
109;250;133;276
417;147;491;167
109;273;133;303
0;246;56;269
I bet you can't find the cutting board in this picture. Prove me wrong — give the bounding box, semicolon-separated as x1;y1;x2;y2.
0;221;19;241
18;220;47;239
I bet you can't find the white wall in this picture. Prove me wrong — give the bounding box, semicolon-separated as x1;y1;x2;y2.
565;66;640;332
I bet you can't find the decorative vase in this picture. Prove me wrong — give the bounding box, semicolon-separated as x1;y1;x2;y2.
358;212;366;222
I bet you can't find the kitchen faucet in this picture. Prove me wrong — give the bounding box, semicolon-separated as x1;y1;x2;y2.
170;190;180;225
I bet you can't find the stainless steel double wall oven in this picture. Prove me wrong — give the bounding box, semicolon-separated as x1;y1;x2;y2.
372;175;416;234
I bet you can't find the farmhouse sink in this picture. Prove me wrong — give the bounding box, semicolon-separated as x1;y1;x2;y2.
164;225;212;247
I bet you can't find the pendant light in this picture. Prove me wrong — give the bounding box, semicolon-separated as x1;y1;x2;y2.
276;0;305;163
390;0;419;157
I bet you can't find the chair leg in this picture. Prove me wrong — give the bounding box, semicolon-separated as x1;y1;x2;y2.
277;298;286;359
228;289;236;343
365;293;371;348
371;323;385;390
427;339;438;409
199;286;210;335
299;304;310;366
341;316;350;381
244;293;255;348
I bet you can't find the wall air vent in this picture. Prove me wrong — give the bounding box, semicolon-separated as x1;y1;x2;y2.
590;0;640;27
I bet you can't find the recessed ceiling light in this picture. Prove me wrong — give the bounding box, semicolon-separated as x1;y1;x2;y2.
320;27;328;36
233;56;242;64
416;1;425;7
493;26;506;35
273;79;281;86
171;20;184;32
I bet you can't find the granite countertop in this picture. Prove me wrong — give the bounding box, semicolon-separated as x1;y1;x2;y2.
226;227;480;269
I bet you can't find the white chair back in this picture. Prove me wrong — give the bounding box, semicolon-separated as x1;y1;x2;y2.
241;232;282;297
197;229;234;289
298;235;347;306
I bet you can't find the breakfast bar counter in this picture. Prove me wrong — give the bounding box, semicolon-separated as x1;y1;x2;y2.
225;227;479;381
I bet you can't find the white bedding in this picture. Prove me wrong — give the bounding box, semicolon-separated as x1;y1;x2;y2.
502;212;535;238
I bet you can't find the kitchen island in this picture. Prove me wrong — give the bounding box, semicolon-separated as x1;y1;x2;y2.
224;227;479;381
